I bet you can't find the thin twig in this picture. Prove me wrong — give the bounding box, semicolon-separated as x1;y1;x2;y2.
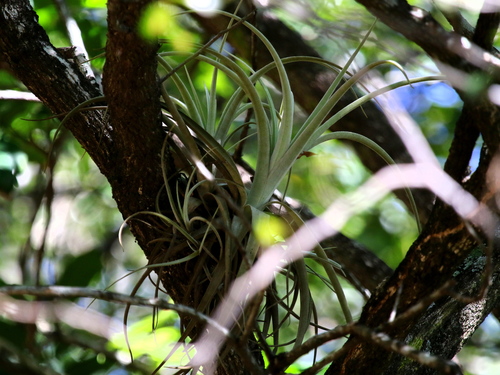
271;324;353;370
269;279;459;374
299;339;357;375
0;89;40;101
351;325;462;375
382;279;456;330
0;285;264;374
0;285;229;336
271;321;462;375
52;0;95;79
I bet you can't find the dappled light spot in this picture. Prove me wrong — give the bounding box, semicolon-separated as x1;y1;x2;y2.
185;0;221;15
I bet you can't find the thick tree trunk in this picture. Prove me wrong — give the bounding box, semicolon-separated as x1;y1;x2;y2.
386;249;500;374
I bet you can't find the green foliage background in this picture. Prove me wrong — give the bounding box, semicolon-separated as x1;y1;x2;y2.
0;0;498;374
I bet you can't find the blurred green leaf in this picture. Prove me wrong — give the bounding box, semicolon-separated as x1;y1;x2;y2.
82;0;107;8
58;250;103;287
0;319;26;350
64;355;113;375
109;310;184;366
0;0;496;373
0;168;17;195
138;3;194;50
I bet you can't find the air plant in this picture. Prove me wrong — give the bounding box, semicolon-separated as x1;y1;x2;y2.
115;11;441;372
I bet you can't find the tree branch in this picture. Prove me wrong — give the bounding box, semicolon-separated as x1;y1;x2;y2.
472;8;500;51
0;285;229;334
355;0;500;81
0;285;263;375
270;283;463;375
385;248;500;374
323;2;500;370
0;0;107;166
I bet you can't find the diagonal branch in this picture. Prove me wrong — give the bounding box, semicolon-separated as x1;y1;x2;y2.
0;0;106;165
355;0;500;80
0;285;263;375
0;285;229;334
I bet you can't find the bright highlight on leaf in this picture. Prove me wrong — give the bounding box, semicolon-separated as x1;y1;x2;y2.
139;3;171;40
82;0;106;8
96;353;106;365
194;64;234;98
108;310;189;366
253;214;290;247
138;3;194;51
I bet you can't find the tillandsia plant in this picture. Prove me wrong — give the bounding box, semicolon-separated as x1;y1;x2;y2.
122;9;444;371
41;9;443;371
2;0;499;374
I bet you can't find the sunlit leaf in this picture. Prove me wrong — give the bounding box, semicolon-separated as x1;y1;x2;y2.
138;3;194;51
108;310;189;366
82;0;107;8
253;213;290;247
